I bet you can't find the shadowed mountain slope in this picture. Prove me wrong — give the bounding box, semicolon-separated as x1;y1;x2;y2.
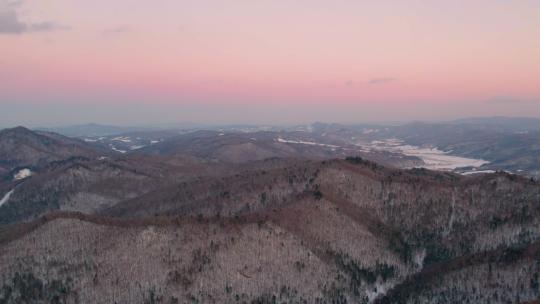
0;126;104;175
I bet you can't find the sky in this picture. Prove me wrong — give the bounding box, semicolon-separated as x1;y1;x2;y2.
1;0;539;127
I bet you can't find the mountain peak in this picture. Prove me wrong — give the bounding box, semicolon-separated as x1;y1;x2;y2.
1;126;32;133
0;126;41;139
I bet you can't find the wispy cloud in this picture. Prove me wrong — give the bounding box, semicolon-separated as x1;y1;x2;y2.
0;1;68;34
0;10;25;33
2;0;23;9
30;21;68;32
101;26;133;35
368;77;396;85
345;78;396;87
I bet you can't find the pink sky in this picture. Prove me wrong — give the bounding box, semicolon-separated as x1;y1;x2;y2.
1;0;539;125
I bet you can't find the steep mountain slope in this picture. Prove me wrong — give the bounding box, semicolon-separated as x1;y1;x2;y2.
0;213;357;303
0;126;103;175
377;241;540;303
0;158;539;303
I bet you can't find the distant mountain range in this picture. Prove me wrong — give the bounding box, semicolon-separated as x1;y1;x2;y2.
36;123;157;137
452;116;540;130
0;120;540;303
36;122;283;137
18;117;540;178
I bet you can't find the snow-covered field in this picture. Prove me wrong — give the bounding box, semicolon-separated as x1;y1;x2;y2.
362;139;489;171
0;190;14;207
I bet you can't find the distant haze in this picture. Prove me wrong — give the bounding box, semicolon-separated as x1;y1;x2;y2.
1;1;539;126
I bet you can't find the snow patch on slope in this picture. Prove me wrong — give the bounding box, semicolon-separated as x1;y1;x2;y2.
110;145;127;153
276;138;340;148
0;190;14;207
112;136;132;143
461;170;496;175
14;168;32;180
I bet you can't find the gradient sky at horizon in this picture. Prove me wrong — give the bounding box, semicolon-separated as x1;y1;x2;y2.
1;0;539;127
